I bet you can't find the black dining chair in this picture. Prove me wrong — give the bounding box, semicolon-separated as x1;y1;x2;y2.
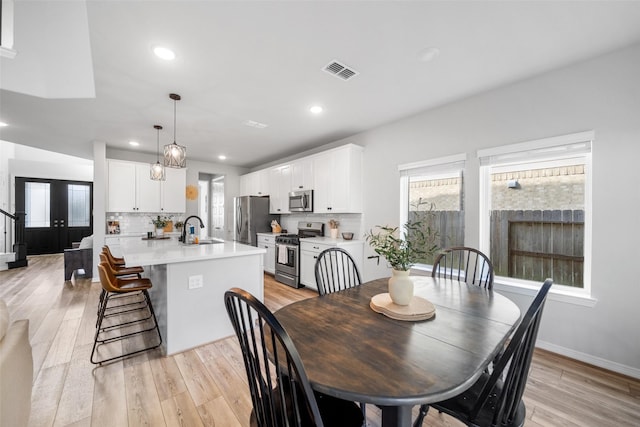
432;246;494;289
313;247;367;423
224;288;364;427
314;247;362;296
413;278;553;427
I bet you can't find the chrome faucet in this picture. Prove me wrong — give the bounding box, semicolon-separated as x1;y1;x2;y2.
180;215;205;243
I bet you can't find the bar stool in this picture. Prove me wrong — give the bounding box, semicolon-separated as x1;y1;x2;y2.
102;245;126;267
98;252;143;278
90;262;162;365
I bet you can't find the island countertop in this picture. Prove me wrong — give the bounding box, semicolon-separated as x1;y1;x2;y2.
103;236;267;355
113;237;266;267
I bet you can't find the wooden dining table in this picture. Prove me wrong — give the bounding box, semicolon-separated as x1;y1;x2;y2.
272;276;522;427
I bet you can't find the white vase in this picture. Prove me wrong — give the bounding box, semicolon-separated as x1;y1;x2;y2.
388;269;414;306
156;227;164;237
330;228;339;239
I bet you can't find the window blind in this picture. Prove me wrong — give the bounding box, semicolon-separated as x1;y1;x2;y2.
478;131;593;166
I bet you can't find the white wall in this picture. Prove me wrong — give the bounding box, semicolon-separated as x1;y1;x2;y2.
328;43;640;377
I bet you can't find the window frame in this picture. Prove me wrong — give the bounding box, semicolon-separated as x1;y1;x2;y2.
478;131;594;302
399;153;466;272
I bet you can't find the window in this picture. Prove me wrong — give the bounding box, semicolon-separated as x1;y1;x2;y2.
25;182;50;228
67;184;91;227
399;154;466;267
479;131;592;293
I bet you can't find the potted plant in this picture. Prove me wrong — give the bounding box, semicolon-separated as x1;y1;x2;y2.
365;202;439;305
150;215;172;236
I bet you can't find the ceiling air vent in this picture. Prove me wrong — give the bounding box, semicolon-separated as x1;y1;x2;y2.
322;60;359;81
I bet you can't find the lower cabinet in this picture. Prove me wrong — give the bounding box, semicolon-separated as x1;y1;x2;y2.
300;239;364;291
257;234;276;274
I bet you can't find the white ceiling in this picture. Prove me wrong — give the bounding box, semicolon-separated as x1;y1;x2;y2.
2;1;640;168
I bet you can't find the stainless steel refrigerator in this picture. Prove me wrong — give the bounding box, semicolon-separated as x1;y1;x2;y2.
234;196;280;246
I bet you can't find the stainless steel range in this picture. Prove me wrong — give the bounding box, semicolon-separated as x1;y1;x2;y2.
274;221;324;288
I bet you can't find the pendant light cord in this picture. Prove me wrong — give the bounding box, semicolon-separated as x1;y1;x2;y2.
173;98;177;144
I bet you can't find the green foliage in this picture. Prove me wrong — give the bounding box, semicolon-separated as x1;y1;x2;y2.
365;200;440;270
150;215;172;228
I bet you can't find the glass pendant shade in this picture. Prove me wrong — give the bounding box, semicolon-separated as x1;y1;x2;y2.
150;124;166;181
164;93;187;168
150;161;165;180
164;141;187;168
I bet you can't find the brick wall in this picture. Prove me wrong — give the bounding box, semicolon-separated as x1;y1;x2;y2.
409;177;462;211
409;165;584;211
491;165;584;210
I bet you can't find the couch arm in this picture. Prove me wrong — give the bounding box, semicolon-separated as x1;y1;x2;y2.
64;248;93;281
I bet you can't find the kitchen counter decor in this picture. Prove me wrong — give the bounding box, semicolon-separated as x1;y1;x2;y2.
328;219;339;239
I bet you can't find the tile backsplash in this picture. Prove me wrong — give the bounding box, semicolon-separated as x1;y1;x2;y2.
106;212;187;234
107;212;364;240
279;213;364;239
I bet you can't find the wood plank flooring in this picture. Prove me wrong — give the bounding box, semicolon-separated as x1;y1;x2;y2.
1;254;639;426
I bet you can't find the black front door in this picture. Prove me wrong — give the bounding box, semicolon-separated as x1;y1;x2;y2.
15;177;93;255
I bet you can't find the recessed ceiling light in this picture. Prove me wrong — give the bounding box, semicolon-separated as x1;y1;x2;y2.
153;46;176;61
417;47;440;63
129;140;140;147
0;122;8;127
309;105;323;114
218;155;227;161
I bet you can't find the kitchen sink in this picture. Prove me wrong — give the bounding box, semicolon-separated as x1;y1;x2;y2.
180;239;224;246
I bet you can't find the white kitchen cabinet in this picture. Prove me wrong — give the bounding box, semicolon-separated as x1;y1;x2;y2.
268;165;291;214
107;159;161;212
257;233;276;274
161;167;186;213
240;169;270;196
299;238;364;291
290;157;314;191
108;159;186;213
313;144;363;213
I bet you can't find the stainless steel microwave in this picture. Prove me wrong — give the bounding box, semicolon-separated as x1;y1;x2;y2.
289;190;313;212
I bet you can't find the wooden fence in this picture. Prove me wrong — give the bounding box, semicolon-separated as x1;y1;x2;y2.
408;209;585;287
408;210;464;264
490;210;584;288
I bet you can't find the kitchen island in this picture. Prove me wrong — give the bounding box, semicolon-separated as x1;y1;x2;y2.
111;237;266;355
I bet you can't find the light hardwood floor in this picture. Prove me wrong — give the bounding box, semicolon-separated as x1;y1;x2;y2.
1;254;639;426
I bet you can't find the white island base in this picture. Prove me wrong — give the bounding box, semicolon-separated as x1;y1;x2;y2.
115;239;265;355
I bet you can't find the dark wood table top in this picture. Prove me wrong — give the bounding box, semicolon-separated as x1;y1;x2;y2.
273;276;521;426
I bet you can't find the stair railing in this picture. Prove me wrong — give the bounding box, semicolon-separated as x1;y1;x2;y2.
0;208;28;268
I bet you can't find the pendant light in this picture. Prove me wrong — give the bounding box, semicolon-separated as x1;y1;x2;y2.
164;93;187;168
150;124;165;180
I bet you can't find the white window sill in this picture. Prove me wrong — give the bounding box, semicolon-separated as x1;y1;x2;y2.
410;266;597;308
493;279;597;308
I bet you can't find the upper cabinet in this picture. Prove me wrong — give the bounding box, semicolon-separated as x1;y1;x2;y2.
290;157;314;191
313;144;363;213
107;159;186;213
238;143;363;214
268;165;291;214
161;167;187;213
240;169;270;196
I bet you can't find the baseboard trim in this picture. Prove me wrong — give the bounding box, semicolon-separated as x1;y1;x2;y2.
537;340;640;379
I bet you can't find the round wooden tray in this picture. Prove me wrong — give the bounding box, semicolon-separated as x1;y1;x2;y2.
370;293;436;321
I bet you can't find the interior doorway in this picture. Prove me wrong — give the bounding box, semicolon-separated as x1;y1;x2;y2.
198;173;225;240
15;177;93;254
